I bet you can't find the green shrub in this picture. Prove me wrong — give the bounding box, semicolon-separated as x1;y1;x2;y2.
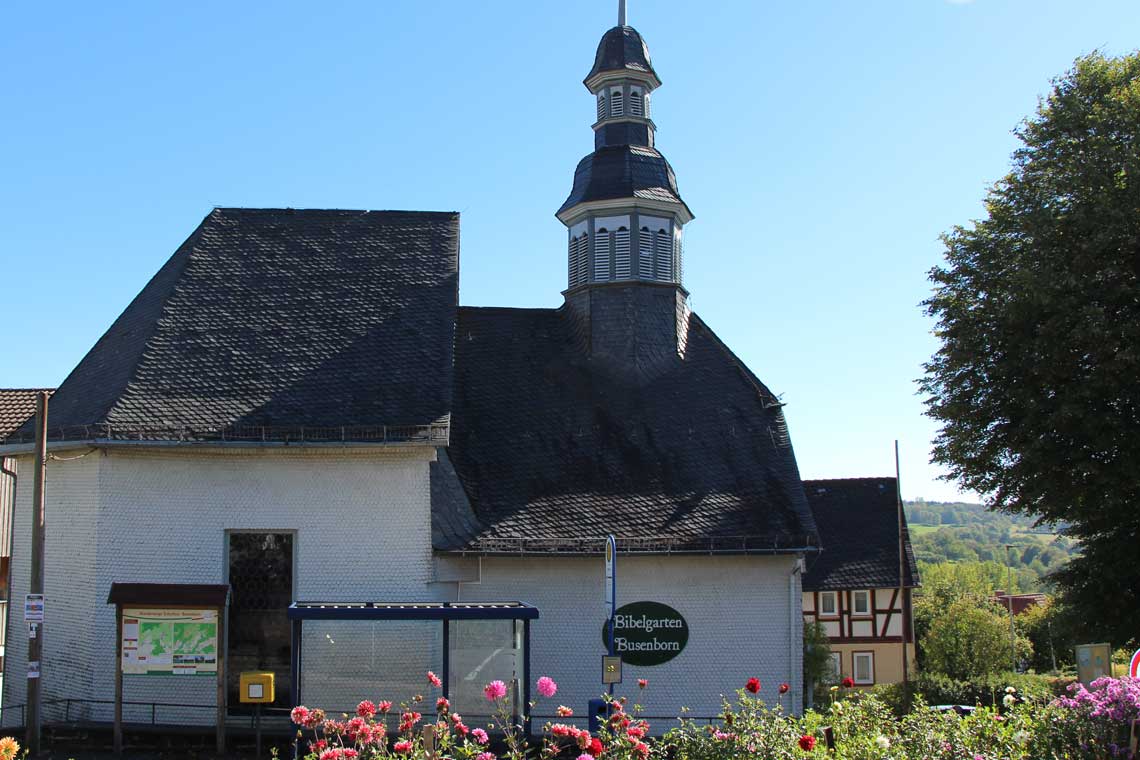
911;671;1055;707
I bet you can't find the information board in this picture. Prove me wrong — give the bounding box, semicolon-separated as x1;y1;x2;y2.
121;608;219;676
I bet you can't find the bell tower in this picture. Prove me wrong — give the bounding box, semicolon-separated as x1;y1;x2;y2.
557;3;695;372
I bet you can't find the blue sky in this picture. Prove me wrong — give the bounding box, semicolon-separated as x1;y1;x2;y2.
3;1;1138;501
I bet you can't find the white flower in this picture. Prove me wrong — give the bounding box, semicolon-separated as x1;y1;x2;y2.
1013;730;1030;744
1005;686;1017;694
875;735;890;749
1003;694;1016;707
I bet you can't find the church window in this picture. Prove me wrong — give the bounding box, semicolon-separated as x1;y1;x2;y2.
594;227;611;281
611;88;624;117
638;226;653;278
614;227;631;279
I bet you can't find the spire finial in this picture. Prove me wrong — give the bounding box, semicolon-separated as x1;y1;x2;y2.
618;0;627;26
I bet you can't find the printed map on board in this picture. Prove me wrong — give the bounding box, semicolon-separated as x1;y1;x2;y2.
122;609;218;675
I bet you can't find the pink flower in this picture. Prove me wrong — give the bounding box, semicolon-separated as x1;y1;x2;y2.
291;706;310;725
556;705;574;717
436;697;450;713
428;671;442;688
378;701;393;713
578;755;594;760
484;680;508;701
477;753;496;760
637;679;648;689
472;728;489;744
356;700;376;719
632;742;649;759
393;741;413;754
537;676;558;698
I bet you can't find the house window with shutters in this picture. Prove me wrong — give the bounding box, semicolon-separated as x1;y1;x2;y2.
630;87;644;117
610;88;624;117
614;227;631;279
597;92;607;122
594;227;611;281
638;227;653;279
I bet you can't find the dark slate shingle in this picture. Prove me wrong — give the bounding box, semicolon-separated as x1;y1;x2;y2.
801;478;920;591
13;208;458;441
442;306;818;553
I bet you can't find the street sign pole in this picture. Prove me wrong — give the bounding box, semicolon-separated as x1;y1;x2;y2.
605;534;617;698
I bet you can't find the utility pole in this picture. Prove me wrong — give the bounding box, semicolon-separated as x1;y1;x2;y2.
894;441;909;684
27;390;48;755
1005;543;1016;672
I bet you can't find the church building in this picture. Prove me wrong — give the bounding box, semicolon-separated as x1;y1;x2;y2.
0;9;834;731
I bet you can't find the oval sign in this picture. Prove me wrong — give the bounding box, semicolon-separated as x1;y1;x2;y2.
601;601;688;666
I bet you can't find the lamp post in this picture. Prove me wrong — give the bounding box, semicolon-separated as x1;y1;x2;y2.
1004;544;1016;671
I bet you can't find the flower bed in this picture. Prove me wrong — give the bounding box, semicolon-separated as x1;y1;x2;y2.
289;674;1140;760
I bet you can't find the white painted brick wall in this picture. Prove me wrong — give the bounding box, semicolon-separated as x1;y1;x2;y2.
450;554;804;727
3;446;440;727
1;446;805;731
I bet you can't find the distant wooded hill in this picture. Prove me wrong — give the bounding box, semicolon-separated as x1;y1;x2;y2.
904;499;1078;592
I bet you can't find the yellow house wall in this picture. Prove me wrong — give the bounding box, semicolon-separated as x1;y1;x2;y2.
830;642;918;686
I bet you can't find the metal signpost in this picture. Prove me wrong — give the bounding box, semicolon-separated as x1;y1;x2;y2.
605;534;617;696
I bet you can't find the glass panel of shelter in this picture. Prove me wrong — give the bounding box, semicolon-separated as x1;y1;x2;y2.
448;618;523;719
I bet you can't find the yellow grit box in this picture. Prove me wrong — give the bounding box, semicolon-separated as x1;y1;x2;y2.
239;672;275;704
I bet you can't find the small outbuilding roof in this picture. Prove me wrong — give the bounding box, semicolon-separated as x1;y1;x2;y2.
0;389;51;441
10;208;459;445
801;478;919;591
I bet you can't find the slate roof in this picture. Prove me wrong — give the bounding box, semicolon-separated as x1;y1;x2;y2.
557;145;691;217
0;390;51;440
442;306;819;554
7;208;458;444
801;478;919;591
585;26;659;86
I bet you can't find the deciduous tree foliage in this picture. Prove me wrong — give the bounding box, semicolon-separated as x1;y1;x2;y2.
922;598;1031;680
920;52;1140;646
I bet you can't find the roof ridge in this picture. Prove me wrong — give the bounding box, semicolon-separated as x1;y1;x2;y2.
804;477;897;485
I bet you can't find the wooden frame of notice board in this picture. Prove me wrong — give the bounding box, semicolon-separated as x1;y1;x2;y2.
106;583;230;755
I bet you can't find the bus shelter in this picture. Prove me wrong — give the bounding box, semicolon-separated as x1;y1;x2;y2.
287;601;539;728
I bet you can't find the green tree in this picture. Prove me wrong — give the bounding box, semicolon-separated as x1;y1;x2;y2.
922;598;1032;679
802;620;834;707
920;51;1140;646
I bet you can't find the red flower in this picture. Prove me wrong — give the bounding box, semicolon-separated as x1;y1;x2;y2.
745;677;761;694
394;741;413;754
633;742;649;759
378;701;393;713
841;677;854;688
436;697;450;713
587;737;604;757
637;678;648;689
356;700;377;719
798;735;816;751
779;683;790;694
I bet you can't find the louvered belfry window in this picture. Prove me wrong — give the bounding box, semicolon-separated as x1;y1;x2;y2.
630;88;643;117
597;93;607;121
575;234;590;286
594;228;611;281
638;227;653;279
611;89;624;117
569;233;589;287
614;227;631;279
674;229;683;284
654;226;673;281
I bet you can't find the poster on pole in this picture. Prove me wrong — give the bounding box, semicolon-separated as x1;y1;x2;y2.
121;608;218;675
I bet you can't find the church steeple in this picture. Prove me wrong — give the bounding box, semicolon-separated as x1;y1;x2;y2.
556;6;693;294
556;6;696;372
